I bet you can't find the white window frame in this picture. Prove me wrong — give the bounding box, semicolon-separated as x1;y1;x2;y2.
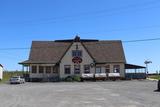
72;50;82;57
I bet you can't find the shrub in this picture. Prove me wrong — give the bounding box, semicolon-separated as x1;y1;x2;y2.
60;78;65;81
64;75;81;82
65;76;73;82
72;75;81;82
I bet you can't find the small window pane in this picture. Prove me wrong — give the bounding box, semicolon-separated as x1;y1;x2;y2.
105;65;110;73
77;51;82;57
96;67;101;73
74;65;80;74
46;66;51;73
39;66;44;73
32;66;37;73
64;65;71;74
84;65;90;73
72;50;82;57
72;51;77;57
113;65;120;73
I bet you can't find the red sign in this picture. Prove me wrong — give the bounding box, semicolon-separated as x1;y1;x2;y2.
72;57;82;63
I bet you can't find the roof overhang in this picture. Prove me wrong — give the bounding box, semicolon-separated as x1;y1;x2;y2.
19;60;57;66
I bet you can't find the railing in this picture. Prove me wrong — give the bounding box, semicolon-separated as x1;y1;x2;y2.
125;73;146;79
81;73;121;81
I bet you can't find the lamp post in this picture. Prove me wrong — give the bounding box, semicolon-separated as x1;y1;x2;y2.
144;60;152;75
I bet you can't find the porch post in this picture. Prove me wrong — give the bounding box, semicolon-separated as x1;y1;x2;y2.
135;69;137;73
27;66;29;73
28;65;30;74
37;65;39;74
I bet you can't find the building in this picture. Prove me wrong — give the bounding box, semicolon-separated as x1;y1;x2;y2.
0;64;3;80
19;36;145;81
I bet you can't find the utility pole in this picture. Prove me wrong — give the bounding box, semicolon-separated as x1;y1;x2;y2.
144;60;152;75
156;70;158;75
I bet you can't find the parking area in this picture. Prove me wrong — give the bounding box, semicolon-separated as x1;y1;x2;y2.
0;80;159;107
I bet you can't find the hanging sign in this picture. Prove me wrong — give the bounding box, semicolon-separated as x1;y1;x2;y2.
72;57;82;63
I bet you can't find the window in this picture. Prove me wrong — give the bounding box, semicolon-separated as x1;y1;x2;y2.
64;65;71;74
105;65;110;73
46;66;51;73
74;65;80;74
72;50;82;57
72;50;77;57
84;65;90;73
39;66;44;73
96;67;101;73
31;66;37;73
113;65;120;73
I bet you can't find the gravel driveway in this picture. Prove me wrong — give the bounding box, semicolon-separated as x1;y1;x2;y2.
0;80;159;107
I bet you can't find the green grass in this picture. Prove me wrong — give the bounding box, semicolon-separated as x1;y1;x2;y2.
149;75;160;80
0;71;25;84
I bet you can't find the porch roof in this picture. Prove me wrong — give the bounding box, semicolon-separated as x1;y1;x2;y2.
19;60;57;65
125;64;146;69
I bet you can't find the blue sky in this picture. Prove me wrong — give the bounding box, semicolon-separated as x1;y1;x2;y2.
0;0;160;73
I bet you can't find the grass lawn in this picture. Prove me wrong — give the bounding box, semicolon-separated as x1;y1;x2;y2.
148;75;160;80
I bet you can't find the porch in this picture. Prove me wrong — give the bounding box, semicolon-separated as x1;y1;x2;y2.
20;63;60;82
125;64;146;79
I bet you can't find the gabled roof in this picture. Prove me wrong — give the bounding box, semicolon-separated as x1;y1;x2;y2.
19;39;126;64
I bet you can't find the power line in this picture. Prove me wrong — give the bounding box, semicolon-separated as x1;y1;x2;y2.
1;0;160;25
123;38;160;43
79;25;160;35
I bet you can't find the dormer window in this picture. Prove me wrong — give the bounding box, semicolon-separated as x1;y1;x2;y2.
72;50;82;57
